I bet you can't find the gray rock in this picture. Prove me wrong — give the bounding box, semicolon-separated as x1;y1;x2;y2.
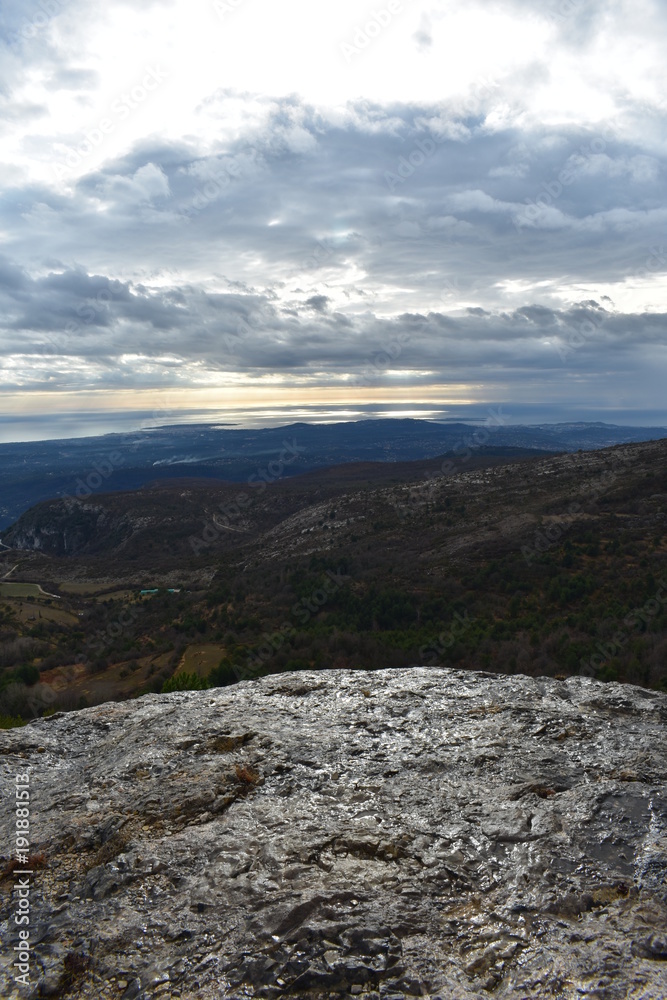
0;667;666;999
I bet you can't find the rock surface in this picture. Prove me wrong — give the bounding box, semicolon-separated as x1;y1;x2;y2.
0;667;666;999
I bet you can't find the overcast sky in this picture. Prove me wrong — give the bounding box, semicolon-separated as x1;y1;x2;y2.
0;0;666;437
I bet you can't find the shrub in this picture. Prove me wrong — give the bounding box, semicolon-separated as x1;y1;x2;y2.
0;713;26;730
162;671;209;693
16;664;40;686
208;658;239;687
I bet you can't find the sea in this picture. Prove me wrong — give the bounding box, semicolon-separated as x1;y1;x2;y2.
2;403;667;444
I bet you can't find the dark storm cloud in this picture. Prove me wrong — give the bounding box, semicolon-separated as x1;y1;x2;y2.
0;246;664;396
304;295;330;313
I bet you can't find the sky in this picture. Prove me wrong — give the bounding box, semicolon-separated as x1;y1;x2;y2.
0;0;666;439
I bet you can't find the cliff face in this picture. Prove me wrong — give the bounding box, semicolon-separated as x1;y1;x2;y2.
0;668;665;1000
2;499;133;557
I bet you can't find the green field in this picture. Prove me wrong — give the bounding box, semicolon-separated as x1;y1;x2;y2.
14;602;79;626
0;582;47;598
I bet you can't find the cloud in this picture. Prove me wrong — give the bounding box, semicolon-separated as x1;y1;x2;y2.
48;67;100;90
0;0;665;418
96;162;171;205
413;13;433;50
304;295;330;313
0;250;664;401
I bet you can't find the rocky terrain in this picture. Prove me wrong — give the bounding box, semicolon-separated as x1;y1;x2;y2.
1;667;666;999
3;438;665;571
2;418;664;530
0;449;546;563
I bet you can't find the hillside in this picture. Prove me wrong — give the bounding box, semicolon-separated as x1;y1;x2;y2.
0;438;665;719
0;668;665;999
1;418;665;529
1;448;547;561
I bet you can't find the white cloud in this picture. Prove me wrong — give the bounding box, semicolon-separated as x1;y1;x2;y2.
0;0;665;419
97;162;171;205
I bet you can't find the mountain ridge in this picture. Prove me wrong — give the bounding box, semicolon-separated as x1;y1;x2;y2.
1;418;665;530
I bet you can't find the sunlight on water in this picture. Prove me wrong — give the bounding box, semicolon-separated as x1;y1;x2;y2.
1;403;666;444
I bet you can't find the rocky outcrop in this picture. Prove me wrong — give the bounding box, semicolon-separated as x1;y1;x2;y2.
2;499;133;557
0;668;665;999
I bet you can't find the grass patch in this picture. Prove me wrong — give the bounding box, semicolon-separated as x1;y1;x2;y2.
0;583;46;598
58;582;116;594
94;589;137;603
13;602;79;626
162;671;209;692
176;643;228;679
0;714;26;730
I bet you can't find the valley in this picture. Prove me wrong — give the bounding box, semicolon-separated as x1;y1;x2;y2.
0;435;665;724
